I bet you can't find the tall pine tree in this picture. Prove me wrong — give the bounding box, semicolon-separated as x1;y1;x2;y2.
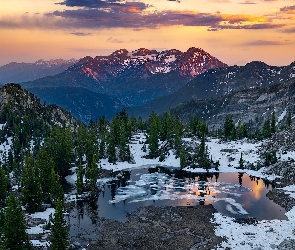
0;168;9;207
271;112;276;134
44;126;74;177
287;109;292;128
51;198;68;250
22;153;43;213
3;194;32;250
224;115;235;140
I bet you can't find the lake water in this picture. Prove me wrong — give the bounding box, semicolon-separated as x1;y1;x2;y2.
68;166;287;245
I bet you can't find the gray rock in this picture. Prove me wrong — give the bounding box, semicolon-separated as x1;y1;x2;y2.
278;239;295;250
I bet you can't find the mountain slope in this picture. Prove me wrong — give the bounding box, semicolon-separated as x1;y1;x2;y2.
21;47;227;106
0;59;77;85
0;83;80;128
128;61;295;118
28;87;122;123
170;78;295;129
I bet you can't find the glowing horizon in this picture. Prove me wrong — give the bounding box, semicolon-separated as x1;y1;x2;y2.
1;0;295;67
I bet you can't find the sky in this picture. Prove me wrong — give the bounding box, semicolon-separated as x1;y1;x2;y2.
0;0;295;66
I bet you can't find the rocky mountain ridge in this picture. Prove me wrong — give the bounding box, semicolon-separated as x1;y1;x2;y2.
128;61;295;118
0;83;80;129
74;47;227;80
170;78;295;130
33;58;77;66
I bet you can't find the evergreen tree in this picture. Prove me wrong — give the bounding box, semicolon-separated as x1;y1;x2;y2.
196;121;208;139
197;135;210;169
98;116;108;134
253;128;261;140
85;154;100;200
160;111;174;141
85;127;98;164
0;168;9;206
99;134;107;159
230;125;236;140
137;116;144;131
180;148;187;169
44;126;74;177
128;115;137;133
49;168;64;205
264;150;277;166
263;118;271;138
0;209;5;249
287;109;292;128
97;116;108;159
22;154;43;213
239;152;244;169
0;209;4;232
75;125;87;164
107;133;117;164
118;124;129;161
35;148;55;203
224;115;235;140
174;131;182;154
3;194;32;250
189;115;199;135
51;198;69;250
271;112;276;134
236;119;247;139
76;162;84;195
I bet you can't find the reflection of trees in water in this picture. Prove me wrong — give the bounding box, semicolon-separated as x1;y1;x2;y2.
263;179;275;189
174;169;220;182
249;175;275;189
238;172;244;186
110;181;117;200
75;200;101;227
148;166;177;177
111;170;131;188
108;170;132;200
147;166;220;183
87;202;99;225
215;173;219;182
76;200;85;223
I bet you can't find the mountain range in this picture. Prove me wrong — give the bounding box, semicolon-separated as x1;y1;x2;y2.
1;47;295;127
170;77;295;130
20;47;227;104
0;59;77;85
17;47;227;122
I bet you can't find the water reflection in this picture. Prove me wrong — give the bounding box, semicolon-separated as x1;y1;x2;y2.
105;167;286;221
69;167;287;246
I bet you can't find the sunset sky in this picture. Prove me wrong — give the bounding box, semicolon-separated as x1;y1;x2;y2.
1;0;295;66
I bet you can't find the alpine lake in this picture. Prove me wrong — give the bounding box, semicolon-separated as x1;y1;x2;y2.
66;166;287;247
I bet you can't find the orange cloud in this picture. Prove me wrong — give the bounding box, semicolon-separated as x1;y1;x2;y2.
280;5;295;14
220;14;269;24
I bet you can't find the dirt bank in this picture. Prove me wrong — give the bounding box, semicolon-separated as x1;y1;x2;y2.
87;205;224;250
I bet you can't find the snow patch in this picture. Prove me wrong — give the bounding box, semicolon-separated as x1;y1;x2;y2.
277;109;287;125
214;206;295;249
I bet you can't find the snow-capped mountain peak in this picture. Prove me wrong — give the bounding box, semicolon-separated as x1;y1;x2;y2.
75;47;227;80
